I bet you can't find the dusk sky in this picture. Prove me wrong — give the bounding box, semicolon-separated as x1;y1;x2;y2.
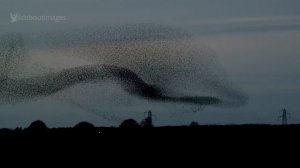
0;0;299;128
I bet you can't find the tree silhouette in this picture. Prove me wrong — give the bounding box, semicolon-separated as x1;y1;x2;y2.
74;122;95;129
119;119;140;128
74;122;96;133
27;120;48;131
190;121;199;127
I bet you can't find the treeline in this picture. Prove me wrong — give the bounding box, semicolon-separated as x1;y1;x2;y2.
0;119;298;134
0;119;299;147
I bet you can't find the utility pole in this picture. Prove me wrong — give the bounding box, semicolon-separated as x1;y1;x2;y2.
279;108;288;125
146;110;153;125
141;110;155;127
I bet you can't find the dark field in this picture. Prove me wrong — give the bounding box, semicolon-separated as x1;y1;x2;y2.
1;123;299;142
1;122;298;159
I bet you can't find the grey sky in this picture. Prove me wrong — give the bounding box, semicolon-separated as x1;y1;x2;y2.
0;0;299;127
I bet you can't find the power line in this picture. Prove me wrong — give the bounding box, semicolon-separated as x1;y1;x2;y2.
141;110;156;127
278;108;290;125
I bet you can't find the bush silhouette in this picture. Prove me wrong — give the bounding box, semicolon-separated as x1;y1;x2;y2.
73;122;96;134
190;121;199;127
27;120;48;131
74;122;95;130
120;119;140;128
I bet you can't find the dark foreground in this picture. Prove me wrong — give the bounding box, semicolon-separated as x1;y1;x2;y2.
1;124;299;143
0;124;299;161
